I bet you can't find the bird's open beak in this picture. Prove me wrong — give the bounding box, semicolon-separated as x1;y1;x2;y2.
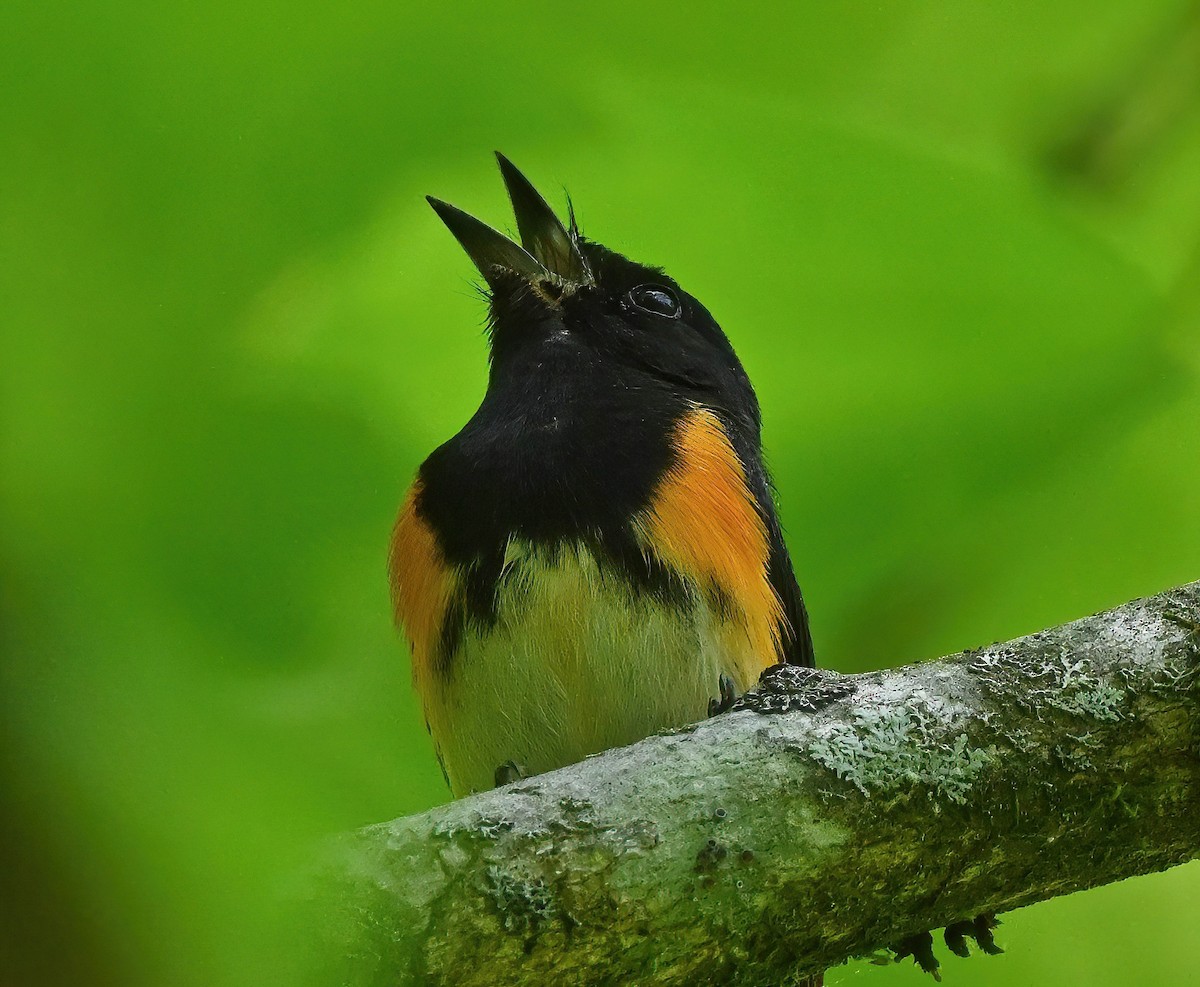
427;153;592;286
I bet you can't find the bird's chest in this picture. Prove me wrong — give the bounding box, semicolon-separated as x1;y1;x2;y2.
425;542;756;797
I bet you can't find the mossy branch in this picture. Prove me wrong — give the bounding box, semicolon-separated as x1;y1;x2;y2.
318;582;1200;986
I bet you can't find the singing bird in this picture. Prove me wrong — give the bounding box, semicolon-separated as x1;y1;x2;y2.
389;154;814;797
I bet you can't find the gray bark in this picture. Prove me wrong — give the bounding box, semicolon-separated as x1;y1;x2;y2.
316;581;1200;986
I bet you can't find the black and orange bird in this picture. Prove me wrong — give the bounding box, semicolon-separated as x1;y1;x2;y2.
389;154;814;798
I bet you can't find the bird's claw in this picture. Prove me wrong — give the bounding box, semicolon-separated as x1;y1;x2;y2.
494;760;527;788
893;913;1002;978
944;913;1003;956
708;672;737;717
893;930;941;981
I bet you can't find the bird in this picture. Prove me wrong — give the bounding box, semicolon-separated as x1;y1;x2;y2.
389;153;814;799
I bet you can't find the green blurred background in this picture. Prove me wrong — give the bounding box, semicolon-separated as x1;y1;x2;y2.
3;1;1200;984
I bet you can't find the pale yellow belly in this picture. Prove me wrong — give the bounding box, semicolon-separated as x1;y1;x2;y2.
424;542;761;797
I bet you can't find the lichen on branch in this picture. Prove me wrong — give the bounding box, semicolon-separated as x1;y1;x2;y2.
315;582;1200;987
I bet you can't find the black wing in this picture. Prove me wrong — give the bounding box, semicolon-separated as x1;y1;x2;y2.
765;516;816;667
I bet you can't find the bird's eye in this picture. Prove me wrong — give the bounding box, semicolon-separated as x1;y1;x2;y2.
628;284;682;319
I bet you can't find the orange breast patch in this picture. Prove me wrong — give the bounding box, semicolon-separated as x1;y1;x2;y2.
388;480;457;695
633;406;785;673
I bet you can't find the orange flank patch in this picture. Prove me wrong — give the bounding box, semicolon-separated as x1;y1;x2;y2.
388;480;457;694
634;407;786;677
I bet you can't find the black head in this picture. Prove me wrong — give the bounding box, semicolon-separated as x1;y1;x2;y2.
427;153;761;434
421;155;815;668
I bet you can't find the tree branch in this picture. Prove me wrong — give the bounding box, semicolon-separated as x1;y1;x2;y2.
319;581;1200;986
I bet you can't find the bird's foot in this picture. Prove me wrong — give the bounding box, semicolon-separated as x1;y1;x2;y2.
892;913;1002;979
708;672;737;717
944;913;1003;957
893;930;942;981
494;760;528;788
